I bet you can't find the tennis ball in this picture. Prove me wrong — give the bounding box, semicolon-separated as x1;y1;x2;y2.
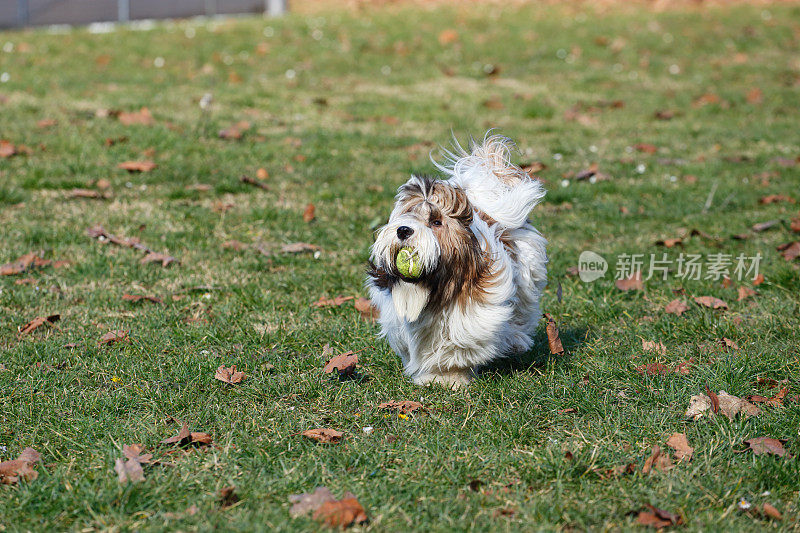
396;247;422;278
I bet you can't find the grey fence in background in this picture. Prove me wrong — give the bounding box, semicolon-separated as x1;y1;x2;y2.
1;0;287;29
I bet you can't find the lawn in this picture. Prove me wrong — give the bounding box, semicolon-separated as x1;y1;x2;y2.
1;1;799;530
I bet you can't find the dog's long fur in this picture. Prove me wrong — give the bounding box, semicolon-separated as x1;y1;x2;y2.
367;134;547;387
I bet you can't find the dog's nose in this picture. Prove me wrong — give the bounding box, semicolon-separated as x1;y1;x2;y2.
396;226;414;240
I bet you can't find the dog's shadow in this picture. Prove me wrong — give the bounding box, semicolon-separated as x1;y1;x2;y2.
475;326;588;378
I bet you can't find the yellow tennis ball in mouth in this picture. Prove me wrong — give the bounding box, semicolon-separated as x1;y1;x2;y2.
396;247;422;278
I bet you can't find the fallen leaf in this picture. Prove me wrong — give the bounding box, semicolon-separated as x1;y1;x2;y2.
615;272;643;291
637;504;683;528
18;314;60;337
753;274;765;286
685;390;759;420
122;444;152;464
1;252;52;276
114;457;144;484
99;329;129;346
117;160;156;173
634;143;658;154
37;118;57;128
665;299;689;316
118;107;154;126
140;252;178;267
693;296;728;310
240;175;269;190
323;351;358;376
313;496;368;528
744;437;789;457
218;486;240;509
655;237;683;248
752;220;780;232
791;217;800;233
312;295;354;308
749;387;788;407
746;87;763;104
303;203;316;223
544;313;564;355
642;340;666;356
438;29;459;45
737;286;756;301
777;241;800;261
67;188;110;199
354;297;380;322
219;121;250;140
301;428;343;444
759;194;794;204
761;503;783;521
521;161;547;175
161;421;213;448
289;487;337;517
222;240;249;251
280;242;319;254
642;445;673;474
215;365;246;385
256;168;269;180
0;447;41;485
122;294;163;304
666;433;693;462
378;400;425;414
654;110;676;120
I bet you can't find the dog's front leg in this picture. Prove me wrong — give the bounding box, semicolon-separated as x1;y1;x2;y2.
413;368;473;389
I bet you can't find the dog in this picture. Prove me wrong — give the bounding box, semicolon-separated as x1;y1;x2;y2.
367;134;548;387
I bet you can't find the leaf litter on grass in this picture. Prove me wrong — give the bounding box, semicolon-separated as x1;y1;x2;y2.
288;487;368;527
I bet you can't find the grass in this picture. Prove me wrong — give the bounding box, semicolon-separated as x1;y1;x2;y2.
1;2;799;531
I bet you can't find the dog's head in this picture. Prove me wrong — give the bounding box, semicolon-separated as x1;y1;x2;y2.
369;175;488;313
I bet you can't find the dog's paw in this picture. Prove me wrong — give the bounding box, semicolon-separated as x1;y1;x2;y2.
413;369;473;389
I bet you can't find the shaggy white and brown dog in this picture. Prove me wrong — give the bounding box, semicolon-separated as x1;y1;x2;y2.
367;134;548;387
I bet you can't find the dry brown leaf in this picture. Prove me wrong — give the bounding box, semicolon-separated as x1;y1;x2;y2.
1;252;52;276
240;175;269;190
655;237;683;248
777;241;800;261
759;194;794;204
289;487;337;517
37;118;57;128
790;217;800;233
215;365;246;385
761;503;783;521
18;314;60;337
122;294;163;304
311;295;354;308
637;504;683;528
67;188;110;199
301;428;343;444
666;433;693;462
483;97;505;110
615;272;643;291
635;143;658;154
99;329;129;346
218;486;240;509
642;340;666;356
744;437;789;457
323;351;358;376
685;390;759;420
118;160;156;172
140;252;178;267
118;107;154;126
749;387;788;407
378;400;425;415
219;121;250;140
438;29;459;45
693;296;728;310
642;445;673;474
746;87;764;104
737;286;757;301
354;297;380;322
544;313;564;355
222;240;249;251
256;168;269;180
0;447;41;485
752;220;780;232
313;496;368;528
280;242;320;254
665;299;689;316
0;140;16;158
654;109;676;120
303;203;316;223
122;444;152;464
114;457;144;484
161;421;213;448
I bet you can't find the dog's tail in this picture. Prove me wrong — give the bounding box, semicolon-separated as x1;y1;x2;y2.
433;133;545;229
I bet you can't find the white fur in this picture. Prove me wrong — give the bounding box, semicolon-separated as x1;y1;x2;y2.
368;134;548;388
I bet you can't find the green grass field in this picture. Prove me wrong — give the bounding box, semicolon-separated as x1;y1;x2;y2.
1;2;799;530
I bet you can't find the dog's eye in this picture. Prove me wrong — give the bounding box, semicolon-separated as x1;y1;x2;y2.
430;219;442;227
